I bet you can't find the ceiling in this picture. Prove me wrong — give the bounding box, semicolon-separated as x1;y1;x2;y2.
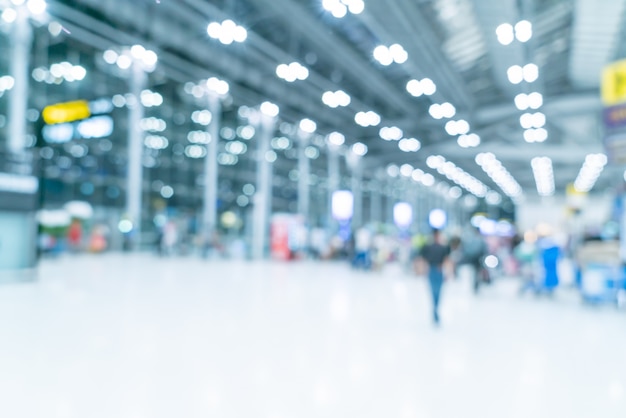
2;0;625;213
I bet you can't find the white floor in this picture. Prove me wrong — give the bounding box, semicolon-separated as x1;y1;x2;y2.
0;255;625;418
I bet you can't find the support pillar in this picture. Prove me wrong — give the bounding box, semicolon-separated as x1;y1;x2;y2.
351;159;363;228
252;114;275;259
297;133;310;220
203;94;221;238
326;145;340;232
7;7;32;155
125;62;146;248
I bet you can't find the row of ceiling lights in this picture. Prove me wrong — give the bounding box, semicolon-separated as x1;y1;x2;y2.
322;0;365;18
57;10;482;201
1;0;46;22
496;17;554;197
4;1;492;205
387;163;468;201
573;153;608;193
0;75;15;96
31;62;87;84
475;153;523;202
531;157;554;197
426;155;491;199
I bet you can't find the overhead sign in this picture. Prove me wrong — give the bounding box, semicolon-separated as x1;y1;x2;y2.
42;115;114;144
42;100;91;125
601;59;626;106
602;60;626;162
0;173;39;194
603;132;626;164
603;103;626;129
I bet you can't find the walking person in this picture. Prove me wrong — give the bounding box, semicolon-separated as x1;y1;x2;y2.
462;227;489;293
417;229;451;325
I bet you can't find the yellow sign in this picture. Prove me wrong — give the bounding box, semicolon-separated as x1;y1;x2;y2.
42;100;91;125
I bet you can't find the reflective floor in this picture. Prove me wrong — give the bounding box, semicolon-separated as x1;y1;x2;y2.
1;254;625;418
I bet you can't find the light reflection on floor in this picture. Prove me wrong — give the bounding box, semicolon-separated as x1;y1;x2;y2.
0;254;625;418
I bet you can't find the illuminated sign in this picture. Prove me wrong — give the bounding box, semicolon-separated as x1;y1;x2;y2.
42;100;91;125
42;115;114;144
332;190;354;221
602;59;626;106
77;116;114;139
0;173;39;194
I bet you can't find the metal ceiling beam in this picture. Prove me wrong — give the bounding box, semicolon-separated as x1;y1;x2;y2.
248;0;416;115
359;0;475;110
57;0;363;134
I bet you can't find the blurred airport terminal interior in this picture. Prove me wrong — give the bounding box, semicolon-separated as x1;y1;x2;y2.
1;0;626;417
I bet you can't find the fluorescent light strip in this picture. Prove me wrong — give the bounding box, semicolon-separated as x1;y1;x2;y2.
531;157;554;196
573;153;607;193
476;153;523;201
426;155;489;197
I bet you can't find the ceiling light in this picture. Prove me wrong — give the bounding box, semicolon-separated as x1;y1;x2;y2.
355;111;381;127
528;92;543;109
440;102;456;118
206;77;230;95
379;126;403;141
400;164;413;177
373;45;393;66
532;112;546;128
535;128;548;142
476;152;523;200
328;131;345;146
276;62;309;82
458;133;480;148
520;113;534;129
496;23;514;45
411;168;423;181
260;101;279;117
426;155;445;169
207;19;247;44
26;0;46;15
389;44;408;64
573;153;607;193
507;65;524;84
322;90;351;108
1;8;17;23
429;155;489;197
515;93;529;110
387;164;400;177
373;44;408;65
514;20;532;43
103;50;118;65
445;120;470;136
351;142;368;156
523;63;539;82
421;174;435;187
531;157;554;197
421;78;437;95
346;0;365;14
398;137;421;152
299;118;317;134
406;79;423;97
429;104;443;119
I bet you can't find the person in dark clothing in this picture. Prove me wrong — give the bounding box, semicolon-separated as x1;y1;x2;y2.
418;229;451;325
462;227;489;293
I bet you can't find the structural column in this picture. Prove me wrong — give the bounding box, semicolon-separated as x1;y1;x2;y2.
370;179;382;224
351;158;363;228
252;113;275;259
203;94;221;238
297;133;310;221
326;144;340;233
7;7;32;155
125;61;146;248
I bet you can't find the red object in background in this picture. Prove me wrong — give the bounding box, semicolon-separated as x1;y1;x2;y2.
67;220;82;247
271;220;291;261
